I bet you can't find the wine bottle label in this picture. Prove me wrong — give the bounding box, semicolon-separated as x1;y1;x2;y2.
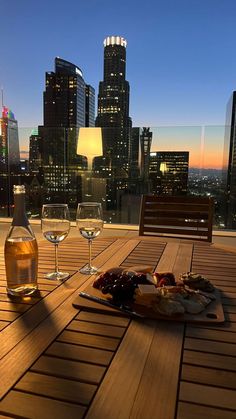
7;257;37;286
5;238;38;290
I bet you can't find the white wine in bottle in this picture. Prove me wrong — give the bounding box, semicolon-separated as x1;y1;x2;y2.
4;185;38;296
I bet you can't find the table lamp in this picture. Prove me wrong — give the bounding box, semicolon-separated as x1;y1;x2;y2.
77;127;103;171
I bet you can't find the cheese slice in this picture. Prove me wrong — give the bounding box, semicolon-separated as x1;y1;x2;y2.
135;284;158;306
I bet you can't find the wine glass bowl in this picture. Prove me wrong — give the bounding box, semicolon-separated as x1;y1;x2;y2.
76;202;103;274
41;204;70;280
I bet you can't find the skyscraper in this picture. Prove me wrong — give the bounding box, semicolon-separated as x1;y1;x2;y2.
44;57;91;128
96;36;132;175
86;85;95;127
39;57;94;205
0;106;21;214
149;151;189;195
29;128;42;173
224;91;236;228
0;106;20;173
140;128;153;181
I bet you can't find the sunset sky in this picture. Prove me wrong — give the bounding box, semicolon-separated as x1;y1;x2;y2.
1;0;235;168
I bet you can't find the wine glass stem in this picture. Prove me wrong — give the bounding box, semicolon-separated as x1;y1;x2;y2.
88;239;92;269
55;243;59;274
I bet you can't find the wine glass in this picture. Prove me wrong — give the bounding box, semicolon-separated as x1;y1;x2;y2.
76;202;103;274
41;204;70;280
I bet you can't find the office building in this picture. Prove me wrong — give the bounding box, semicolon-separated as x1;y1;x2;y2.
29;128;42;173
140;127;153;180
44;57;91;127
224;91;236;228
39;57;94;205
149;151;189;195
96;36;132;175
86;85;95;127
0;106;20;173
0;106;20;214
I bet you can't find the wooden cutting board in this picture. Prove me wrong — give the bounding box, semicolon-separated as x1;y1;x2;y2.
73;283;225;323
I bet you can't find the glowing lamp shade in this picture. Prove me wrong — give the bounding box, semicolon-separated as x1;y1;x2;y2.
77;128;103;170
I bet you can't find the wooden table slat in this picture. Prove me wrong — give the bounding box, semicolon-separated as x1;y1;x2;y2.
58;330;120;351
183;349;236;371
181;364;236;389
15;371;97;405
45;341;114;366
76;310;130;327
184;337;236;356
177;401;236;419
179;381;236;410
31;355;106;384
186;326;236;343
86;319;156;419
0;391;86;419
67;319;126;338
130;322;184;419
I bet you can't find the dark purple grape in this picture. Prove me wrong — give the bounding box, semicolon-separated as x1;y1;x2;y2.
136;273;148;284
102;272;111;280
101;285;113;294
93;279;101;289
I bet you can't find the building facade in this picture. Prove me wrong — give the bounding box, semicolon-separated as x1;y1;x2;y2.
224;91;236;228
0;106;20;173
96;36;132;175
39;57;94;205
44;57;89;128
85;85;95;127
0;106;20;214
149;151;189;196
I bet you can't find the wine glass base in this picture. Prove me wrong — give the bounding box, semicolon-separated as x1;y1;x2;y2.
79;265;99;275
45;271;70;280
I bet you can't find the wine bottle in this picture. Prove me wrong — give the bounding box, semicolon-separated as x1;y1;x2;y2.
4;185;38;296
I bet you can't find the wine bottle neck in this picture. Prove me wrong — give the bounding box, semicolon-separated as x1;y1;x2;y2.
12;193;29;227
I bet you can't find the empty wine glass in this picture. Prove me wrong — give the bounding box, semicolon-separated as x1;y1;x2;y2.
41;204;70;280
76;202;103;274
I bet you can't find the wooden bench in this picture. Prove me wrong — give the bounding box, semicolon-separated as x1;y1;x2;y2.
139;195;214;242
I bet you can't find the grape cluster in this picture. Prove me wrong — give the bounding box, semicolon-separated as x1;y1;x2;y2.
93;271;148;302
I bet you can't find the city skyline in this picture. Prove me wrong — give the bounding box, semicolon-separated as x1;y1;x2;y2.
1;0;236;169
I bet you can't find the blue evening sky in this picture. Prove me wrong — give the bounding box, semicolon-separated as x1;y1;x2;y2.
0;0;236;142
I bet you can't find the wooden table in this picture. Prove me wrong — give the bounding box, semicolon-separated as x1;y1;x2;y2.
0;236;236;419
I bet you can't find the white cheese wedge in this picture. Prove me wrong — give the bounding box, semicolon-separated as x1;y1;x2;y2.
135;284;158;306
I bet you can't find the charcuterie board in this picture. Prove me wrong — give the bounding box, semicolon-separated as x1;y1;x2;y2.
73;283;225;323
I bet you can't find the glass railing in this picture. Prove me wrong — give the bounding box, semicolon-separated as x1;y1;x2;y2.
0;125;234;231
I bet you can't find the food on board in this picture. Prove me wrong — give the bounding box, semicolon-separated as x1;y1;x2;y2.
179;272;214;292
93;266;214;316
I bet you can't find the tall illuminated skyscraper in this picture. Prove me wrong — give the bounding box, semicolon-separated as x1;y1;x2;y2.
39;57;94;204
86;85;95;127
0;106;20;173
96;36;132;175
224;91;236;228
0;106;20;214
43;57;93;128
